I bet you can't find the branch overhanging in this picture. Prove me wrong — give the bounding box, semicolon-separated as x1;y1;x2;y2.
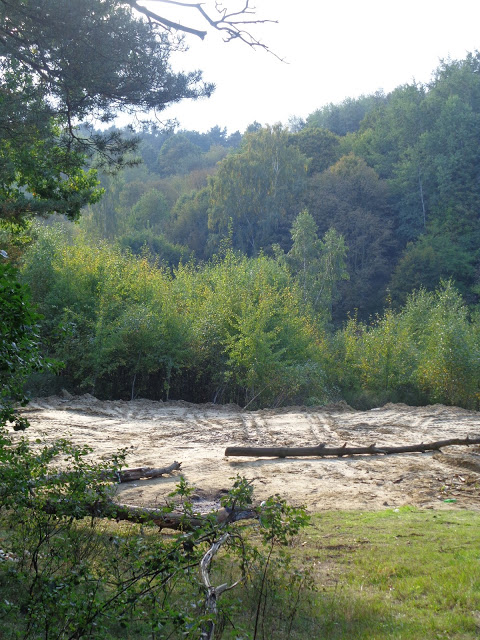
127;0;282;59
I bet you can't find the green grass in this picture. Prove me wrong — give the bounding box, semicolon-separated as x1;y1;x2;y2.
1;508;479;639
286;508;480;639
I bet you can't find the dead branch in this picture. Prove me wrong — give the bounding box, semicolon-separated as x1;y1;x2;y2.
34;462;181;487
68;500;258;531
114;461;182;482
127;0;282;58
200;532;243;640
224;435;480;459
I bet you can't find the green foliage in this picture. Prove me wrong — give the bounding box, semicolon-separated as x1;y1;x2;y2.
21;228;328;407
389;233;477;305
0;0;215;224
0;257;57;428
0;429;311;640
128;188;170;230
0;63;103;223
117;229;189;265
0;0;212;156
306;92;387;136
280;210;349;322
305;154;395;319
412;283;480;407
208;124;308;255
345;54;480;300
332;282;480;408
157;134;203;177
174;250;328;407
34;49;480;323
19;224;480;410
289;127;340;174
167;187;211;260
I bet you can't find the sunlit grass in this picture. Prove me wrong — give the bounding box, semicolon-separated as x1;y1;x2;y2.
1;508;479;639
295;508;480;639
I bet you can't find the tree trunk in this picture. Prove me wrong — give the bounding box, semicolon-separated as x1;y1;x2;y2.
224;436;480;458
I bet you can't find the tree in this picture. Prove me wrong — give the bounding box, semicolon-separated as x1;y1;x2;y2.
345;55;480;256
389;233;477;305
285;210;348;320
306;92;387;136
0;63;104;223
0;0;272;223
157;134;202;176
289;127;340;175
304;154;395;318
128;188;170;230
0;255;57;428
208;125;308;255
167;187;211;259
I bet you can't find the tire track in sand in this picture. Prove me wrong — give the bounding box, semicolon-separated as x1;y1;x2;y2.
306;412;340;444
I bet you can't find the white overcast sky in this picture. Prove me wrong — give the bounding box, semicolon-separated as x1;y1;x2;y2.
142;0;480;134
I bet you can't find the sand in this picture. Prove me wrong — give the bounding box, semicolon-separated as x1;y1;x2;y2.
18;394;480;513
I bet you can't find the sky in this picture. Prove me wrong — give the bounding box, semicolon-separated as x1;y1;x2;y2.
142;0;480;134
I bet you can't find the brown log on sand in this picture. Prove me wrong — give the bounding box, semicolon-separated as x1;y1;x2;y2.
224;436;480;459
113;461;182;482
38;462;182;486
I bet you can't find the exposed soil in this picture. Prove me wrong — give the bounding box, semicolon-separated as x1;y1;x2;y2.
19;394;480;513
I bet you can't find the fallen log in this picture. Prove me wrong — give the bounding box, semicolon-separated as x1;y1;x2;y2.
113;461;182;482
43;498;258;531
224;435;480;459
109;502;258;531
35;462;182;487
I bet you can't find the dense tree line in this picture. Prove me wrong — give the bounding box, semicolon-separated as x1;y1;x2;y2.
76;52;480;323
2;7;480;411
18;224;480;410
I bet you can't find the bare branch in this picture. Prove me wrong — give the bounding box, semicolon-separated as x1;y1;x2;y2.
127;0;282;59
125;1;208;38
200;532;244;640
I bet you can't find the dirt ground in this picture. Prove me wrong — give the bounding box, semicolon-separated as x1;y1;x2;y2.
19;394;480;513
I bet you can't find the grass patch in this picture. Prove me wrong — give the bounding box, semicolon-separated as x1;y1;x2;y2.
0;508;479;639
297;508;480;639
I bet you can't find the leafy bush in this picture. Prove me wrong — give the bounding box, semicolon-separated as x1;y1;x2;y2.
333;282;480;408
0;256;58;428
0;435;311;639
21;229;329;407
173;250;328;407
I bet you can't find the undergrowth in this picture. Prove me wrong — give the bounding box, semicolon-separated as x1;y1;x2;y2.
1;503;479;639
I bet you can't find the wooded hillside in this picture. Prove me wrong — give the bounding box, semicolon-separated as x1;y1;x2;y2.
2;52;480;410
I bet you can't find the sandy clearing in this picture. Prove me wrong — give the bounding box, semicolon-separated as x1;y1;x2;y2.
18;395;480;513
